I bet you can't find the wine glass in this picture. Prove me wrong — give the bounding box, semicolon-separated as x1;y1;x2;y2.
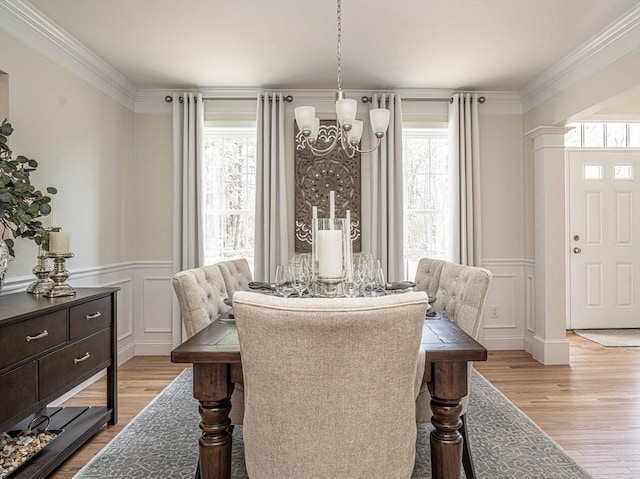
274;265;294;298
290;256;309;297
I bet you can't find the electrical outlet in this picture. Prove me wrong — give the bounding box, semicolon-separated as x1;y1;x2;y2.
490;306;500;318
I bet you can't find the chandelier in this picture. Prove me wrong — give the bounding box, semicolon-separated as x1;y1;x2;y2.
294;0;390;158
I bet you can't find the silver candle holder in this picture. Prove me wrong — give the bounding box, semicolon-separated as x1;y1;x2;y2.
26;245;54;294
44;252;76;298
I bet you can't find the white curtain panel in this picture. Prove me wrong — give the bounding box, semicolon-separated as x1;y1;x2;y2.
449;93;482;266
369;93;405;282
172;92;205;273
254;92;289;282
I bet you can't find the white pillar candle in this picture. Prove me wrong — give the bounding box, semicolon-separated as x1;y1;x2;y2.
49;231;70;254
329;190;335;219
317;230;343;278
312;206;317;219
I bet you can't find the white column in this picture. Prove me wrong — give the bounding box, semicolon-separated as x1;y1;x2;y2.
525;126;572;365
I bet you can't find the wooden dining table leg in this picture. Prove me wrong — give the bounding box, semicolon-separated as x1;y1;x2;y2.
429;361;468;479
193;363;233;479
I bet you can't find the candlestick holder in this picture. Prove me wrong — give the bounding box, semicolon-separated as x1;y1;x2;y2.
26;245;54;294
44;253;76;298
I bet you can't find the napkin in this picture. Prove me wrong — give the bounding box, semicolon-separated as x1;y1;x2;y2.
385;281;416;290
248;281;275;291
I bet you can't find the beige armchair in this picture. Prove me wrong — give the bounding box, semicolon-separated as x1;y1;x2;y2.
414;257;492;479
171;265;231;339
233;291;429;479
216;258;253;296
171;263;244;424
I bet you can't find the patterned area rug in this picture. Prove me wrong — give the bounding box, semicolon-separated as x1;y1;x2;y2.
574;329;640;347
73;368;592;479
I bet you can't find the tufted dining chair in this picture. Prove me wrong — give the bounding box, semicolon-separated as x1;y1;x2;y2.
413;258;492;479
171;264;244;424
216;258;253;296
233;291;429;479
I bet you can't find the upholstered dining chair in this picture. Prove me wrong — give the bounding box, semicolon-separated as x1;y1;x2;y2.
414;258;493;479
233;291;430;479
171;264;244;424
217;258;253;296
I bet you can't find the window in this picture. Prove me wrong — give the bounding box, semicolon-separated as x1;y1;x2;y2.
403;128;451;280
565;122;640;147
202;126;256;269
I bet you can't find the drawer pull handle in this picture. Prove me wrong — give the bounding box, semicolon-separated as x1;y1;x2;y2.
26;330;49;342
85;312;102;320
74;352;91;364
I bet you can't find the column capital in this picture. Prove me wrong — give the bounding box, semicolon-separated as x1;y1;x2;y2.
525;126;574;150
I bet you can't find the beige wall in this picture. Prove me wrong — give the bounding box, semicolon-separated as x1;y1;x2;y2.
132;113;173;260
479;114;525;259
0;29;134;278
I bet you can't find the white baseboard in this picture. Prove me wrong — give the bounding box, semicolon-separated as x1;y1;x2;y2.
530;335;570;365
483;336;525;351
134;341;174;356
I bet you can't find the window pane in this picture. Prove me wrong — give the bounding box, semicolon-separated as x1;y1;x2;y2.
403;129;450;280
614;165;633;180
565;124;581;147
606;123;627;147
203;128;256;270
583;123;604;147
584;164;603;180
629;124;640;147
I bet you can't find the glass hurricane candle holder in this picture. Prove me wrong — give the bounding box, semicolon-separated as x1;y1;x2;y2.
312;218;349;297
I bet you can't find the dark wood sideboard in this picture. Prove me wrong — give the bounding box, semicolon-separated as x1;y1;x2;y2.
0;288;118;479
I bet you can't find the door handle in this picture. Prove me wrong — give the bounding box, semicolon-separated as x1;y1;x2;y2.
573;247;582;254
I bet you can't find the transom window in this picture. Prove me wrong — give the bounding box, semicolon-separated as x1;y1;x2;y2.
403;127;451;280
565;122;640;148
202;126;256;269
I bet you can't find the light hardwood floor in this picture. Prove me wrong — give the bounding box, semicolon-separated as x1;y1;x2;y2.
48;333;639;479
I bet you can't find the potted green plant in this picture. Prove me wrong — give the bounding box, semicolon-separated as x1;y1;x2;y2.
0;119;57;289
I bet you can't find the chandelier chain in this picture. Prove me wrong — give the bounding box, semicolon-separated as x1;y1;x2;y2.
337;0;342;91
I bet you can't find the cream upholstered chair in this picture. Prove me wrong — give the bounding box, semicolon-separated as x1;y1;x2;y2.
414;258;492;479
217;258;253;296
233;291;429;479
171;264;244;424
172;265;231;339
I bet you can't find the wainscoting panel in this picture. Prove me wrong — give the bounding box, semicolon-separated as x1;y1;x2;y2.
481;259;535;350
134;262;174;355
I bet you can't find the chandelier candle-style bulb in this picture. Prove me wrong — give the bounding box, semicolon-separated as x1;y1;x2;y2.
330;190;335;219
336;98;357;129
295;106;316;135
370;109;391;137
347;120;363;146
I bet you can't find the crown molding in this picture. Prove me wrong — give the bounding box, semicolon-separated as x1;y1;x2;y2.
521;5;640;113
0;0;138;110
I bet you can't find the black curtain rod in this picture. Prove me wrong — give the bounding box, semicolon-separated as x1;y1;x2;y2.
164;95;294;103
362;95;486;104
164;94;486;104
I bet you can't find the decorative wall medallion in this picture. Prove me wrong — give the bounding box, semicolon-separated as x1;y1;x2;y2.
295;120;361;253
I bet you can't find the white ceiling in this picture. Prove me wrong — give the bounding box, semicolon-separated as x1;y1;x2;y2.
25;0;639;94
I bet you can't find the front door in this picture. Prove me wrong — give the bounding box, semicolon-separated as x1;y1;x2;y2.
568;149;640;329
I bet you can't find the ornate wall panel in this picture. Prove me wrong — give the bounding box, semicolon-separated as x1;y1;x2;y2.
294;121;361;253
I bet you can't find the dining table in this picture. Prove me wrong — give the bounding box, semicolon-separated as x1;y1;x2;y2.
171;310;487;479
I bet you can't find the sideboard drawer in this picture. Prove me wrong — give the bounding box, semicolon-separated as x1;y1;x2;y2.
69;296;112;339
0;310;67;371
0;361;37;426
39;329;112;399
